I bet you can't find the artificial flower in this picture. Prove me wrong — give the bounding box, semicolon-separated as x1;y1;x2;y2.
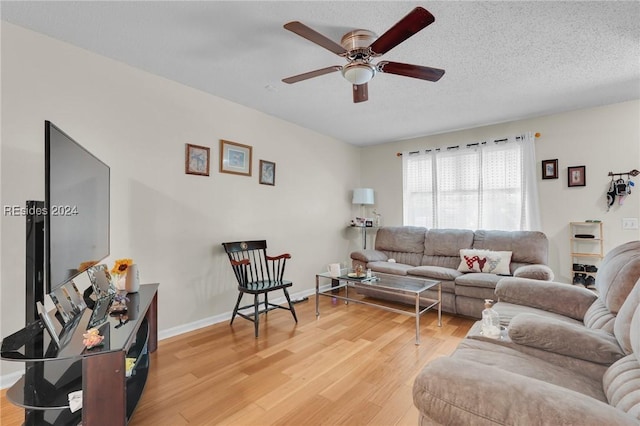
78;260;98;272
114;293;129;303
111;258;133;276
82;328;104;348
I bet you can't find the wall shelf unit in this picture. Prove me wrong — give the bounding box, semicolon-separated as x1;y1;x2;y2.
570;222;603;287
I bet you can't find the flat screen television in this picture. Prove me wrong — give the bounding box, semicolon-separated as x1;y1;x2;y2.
44;121;110;294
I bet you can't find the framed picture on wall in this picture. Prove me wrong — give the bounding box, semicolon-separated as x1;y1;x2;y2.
568;165;586;187
259;160;276;185
220;139;252;176
541;159;558;179
185;143;210;176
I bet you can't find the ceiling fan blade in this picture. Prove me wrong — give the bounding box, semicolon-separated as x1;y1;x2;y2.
282;66;342;84
353;83;369;103
369;7;435;56
284;21;347;56
378;61;445;82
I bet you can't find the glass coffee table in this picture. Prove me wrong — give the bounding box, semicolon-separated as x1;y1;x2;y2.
315;269;441;345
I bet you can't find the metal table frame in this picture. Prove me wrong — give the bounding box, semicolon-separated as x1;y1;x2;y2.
315;270;441;345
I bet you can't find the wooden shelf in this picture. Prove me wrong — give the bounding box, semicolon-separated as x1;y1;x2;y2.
570;222;603;281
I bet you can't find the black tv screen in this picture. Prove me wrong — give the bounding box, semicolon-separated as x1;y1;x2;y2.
45;121;110;293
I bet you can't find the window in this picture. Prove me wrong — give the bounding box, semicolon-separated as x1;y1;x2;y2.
402;134;540;231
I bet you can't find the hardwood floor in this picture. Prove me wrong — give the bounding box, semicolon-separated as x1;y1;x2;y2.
1;292;474;425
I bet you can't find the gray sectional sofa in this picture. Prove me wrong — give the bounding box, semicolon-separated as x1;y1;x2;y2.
412;240;640;425
350;226;553;318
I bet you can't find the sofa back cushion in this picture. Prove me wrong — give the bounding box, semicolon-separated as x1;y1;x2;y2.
603;302;640;420
375;226;426;266
422;229;474;269
583;299;616;333
596;241;640;315
472;230;548;272
614;278;640;355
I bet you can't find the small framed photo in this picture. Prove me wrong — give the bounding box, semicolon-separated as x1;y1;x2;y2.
87;264;115;299
50;286;79;324
185;143;210;176
568;165;586;187
259;160;276;186
38;301;61;348
542;159;558;180
48;292;71;324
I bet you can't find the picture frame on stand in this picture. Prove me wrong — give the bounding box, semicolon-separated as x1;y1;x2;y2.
37;301;60;348
50;286;77;324
87;264;115;299
64;281;87;311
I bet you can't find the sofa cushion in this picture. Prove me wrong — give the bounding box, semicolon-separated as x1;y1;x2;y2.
614;278;640;355
603;354;640;421
458;249;512;274
373;226;426;266
366;261;412;275
374;226;425;253
455;285;496;300
513;264;554;281
407;265;462;281
421;229;474;269
494;302;586;326
413;356;638;426
453;338;607;401
584;299;616;333
496;277;598;321
350;249;388;263
472;230;548;266
455;273;502;289
603;303;640;420
508;313;625;365
596;241;640;315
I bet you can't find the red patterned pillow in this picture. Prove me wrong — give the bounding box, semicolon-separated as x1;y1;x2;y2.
457;249;512;275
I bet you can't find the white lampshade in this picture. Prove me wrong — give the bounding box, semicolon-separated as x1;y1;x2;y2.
352;188;374;205
342;63;376;85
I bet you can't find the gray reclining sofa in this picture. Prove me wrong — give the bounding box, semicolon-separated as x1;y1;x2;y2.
350;226;552;318
412;240;640;425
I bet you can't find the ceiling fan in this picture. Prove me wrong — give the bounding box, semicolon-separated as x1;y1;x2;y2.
281;7;445;103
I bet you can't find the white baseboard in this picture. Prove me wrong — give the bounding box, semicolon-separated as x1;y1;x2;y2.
2;288;317;389
1;370;24;389
158;287;315;340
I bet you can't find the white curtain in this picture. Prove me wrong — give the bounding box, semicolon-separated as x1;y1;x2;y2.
402;132;541;231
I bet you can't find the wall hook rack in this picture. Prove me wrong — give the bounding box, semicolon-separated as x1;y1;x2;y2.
607;169;639;178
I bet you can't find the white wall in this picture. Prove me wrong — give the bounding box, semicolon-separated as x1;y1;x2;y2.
1;23;363;382
360;100;640;281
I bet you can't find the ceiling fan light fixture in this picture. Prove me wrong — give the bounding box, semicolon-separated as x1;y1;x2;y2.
341;63;376;85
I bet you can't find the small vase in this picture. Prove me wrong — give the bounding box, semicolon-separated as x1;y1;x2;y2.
114;275;127;291
125;264;140;293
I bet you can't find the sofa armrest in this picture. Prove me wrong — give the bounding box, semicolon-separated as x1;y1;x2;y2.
508;313;625;364
413;357;638;426
495;277;597;320
513;264;554;281
350;249;388;263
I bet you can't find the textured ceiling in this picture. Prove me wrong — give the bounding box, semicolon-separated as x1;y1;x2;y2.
2;1;639;146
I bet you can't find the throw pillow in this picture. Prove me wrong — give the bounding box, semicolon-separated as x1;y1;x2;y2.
458;249;512;275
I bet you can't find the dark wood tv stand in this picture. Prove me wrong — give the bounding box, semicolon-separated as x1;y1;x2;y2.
1;283;158;425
